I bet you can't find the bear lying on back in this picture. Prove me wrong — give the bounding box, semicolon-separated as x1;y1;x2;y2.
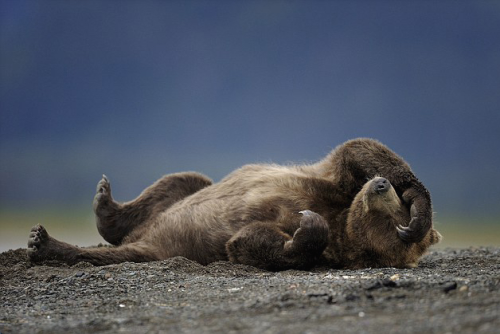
27;138;441;270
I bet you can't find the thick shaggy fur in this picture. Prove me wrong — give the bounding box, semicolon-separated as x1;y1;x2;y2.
27;138;441;270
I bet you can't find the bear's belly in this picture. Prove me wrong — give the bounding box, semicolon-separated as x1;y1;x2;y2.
142;195;249;264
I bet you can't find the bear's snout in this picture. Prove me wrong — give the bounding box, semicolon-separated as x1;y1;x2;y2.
372;177;390;194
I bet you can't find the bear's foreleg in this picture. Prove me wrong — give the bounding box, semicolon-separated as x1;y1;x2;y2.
226;210;329;271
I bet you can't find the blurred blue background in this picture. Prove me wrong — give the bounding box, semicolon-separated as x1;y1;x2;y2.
1;0;499;251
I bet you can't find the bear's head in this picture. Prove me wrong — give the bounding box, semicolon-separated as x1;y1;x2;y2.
345;177;442;268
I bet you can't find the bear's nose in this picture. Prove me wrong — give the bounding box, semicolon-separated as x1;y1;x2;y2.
374;177;389;194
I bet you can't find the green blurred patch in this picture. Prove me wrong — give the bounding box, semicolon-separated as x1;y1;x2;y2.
433;216;500;248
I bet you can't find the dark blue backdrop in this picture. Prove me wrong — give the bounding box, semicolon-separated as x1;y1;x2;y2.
1;1;500;218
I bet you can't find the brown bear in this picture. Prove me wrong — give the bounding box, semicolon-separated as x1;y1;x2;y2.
27;138;441;270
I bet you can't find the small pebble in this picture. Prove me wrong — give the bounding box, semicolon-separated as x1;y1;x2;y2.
443;282;457;293
390;274;400;281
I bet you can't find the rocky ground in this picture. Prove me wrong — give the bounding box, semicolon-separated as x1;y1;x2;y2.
0;247;499;333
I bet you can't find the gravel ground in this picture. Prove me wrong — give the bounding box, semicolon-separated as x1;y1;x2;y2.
1;247;499;333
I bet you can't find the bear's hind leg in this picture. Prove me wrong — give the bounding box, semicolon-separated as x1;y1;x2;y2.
226;210;329;271
94;172;212;245
28;224;158;266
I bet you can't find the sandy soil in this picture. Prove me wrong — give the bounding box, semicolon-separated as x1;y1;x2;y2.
1;247;499;333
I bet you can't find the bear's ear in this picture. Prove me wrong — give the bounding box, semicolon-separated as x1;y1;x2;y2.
430;229;443;245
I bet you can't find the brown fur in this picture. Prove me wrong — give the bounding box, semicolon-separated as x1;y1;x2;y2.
27;138;441;270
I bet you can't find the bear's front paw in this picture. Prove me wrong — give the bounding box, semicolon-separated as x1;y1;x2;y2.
286;210;329;254
298;210;329;233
